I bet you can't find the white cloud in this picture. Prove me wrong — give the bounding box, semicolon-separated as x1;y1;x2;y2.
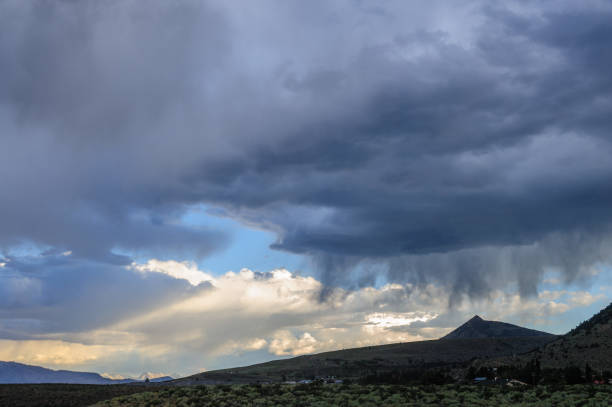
111;262;604;360
568;291;605;307
366;312;437;328
100;371;173;381
131;259;215;286
538;290;567;301
138;372;170;380
215;338;268;356
269;331;318;356
0;256;11;267
0;340;118;366
100;372;127;380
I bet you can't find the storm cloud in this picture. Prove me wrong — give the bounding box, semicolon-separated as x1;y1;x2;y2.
2;0;612;301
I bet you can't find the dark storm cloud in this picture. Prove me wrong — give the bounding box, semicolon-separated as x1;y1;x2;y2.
1;0;612;303
0;0;232;261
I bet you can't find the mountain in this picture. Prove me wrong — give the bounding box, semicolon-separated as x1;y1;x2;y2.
0;361;117;384
442;315;555;339
491;302;612;371
173;318;555;385
0;362;173;384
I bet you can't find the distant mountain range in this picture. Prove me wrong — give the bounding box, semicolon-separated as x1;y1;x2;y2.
442;315;555;339
0;362;172;384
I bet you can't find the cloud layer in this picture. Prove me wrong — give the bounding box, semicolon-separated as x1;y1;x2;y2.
2;1;612;296
0;257;606;376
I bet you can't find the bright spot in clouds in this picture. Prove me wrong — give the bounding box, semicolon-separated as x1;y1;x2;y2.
366;312;438;328
131;259;215;286
269;331;318;356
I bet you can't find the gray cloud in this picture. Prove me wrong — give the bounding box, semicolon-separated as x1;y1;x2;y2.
1;0;612;303
0;253;211;339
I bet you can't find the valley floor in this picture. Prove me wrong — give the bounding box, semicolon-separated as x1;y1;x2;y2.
93;383;611;407
1;383;610;406
0;383;170;407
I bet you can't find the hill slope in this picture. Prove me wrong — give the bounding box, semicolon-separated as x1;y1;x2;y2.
512;302;612;371
174;317;556;384
442;315;554;339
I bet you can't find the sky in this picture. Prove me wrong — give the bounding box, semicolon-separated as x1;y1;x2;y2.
0;0;611;379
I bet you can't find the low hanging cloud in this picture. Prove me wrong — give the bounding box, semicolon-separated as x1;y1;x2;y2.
93;260;610;362
2;1;612;302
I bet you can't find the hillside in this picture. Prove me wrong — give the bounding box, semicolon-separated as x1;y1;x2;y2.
506;302;612;371
174;318;556;384
442;315;554;339
0;362;172;384
476;302;612;376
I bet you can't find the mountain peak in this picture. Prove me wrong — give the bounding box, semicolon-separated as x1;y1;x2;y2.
442;315;553;339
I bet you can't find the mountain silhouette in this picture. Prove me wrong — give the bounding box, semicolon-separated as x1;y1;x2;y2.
442;315;555;339
512;302;612;370
0;361;172;384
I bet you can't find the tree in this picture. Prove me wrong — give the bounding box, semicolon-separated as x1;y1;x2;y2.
564;365;583;385
585;363;593;382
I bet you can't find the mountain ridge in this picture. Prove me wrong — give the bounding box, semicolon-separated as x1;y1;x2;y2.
0;361;172;384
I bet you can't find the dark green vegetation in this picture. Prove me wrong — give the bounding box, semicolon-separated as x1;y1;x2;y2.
0;384;170;407
94;383;612;406
175;336;555;384
467;360;612;387
534;302;612;370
